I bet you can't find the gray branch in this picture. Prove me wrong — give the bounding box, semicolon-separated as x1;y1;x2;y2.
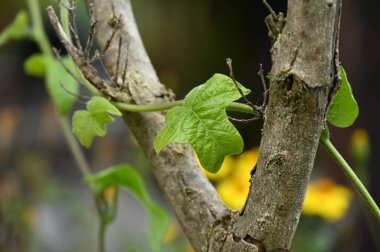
85;1;231;251
48;0;342;250
233;0;342;250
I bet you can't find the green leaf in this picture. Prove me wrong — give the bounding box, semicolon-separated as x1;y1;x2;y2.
327;66;359;128
0;10;30;46
24;53;46;77
154;73;250;173
87;164;169;252
87;96;122;116
72;96;121;148
45;56;79;115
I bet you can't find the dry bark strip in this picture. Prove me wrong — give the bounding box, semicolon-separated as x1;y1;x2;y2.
50;0;342;250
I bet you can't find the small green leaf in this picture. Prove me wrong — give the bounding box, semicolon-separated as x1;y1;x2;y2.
327;66;359;128
154;73;250;173
88;96;122;116
24;54;46;77
72;96;121;148
87;164;169;252
45;56;79;115
0;10;30;46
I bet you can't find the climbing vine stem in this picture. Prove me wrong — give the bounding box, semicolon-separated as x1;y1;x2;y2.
321;136;380;224
114;100;257;115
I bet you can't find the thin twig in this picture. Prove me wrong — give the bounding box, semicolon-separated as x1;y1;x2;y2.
84;3;98;59
257;64;268;107
226;58;255;107
262;0;276;15
113;35;123;85
90;16;121;63
68;0;83;51
59;82;90;104
53;48;86;85
121;46;129;85
228;116;261;123
226;58;263;121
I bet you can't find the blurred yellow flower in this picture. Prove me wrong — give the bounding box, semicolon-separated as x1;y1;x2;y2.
163;220;179;243
216;177;250;210
350;128;370;162
199;155;234;181
102;186;117;205
302;178;353;222
197;147;259;210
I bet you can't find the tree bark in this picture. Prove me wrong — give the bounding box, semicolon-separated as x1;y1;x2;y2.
53;0;342;250
87;1;231;251
233;0;341;249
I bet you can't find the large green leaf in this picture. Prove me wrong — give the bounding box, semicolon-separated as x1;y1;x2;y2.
327;66;359;128
45;56;79;115
154;73;250;173
72;96;122;148
0;10;30;46
86;164;169;252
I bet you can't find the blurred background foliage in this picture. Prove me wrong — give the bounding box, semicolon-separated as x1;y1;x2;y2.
0;0;379;251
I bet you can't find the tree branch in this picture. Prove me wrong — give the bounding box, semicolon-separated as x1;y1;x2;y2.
232;0;342;250
85;1;231;251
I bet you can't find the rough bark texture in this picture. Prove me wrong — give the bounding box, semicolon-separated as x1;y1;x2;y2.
51;0;341;250
87;1;231;251
233;0;341;250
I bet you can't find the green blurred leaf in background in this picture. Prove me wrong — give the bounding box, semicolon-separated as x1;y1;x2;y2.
0;10;30;46
87;164;170;252
45;56;79;116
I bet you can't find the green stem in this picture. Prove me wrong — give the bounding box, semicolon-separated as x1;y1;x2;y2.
226;102;257;114
98;219;106;252
320;137;380;224
114;100;256;114
28;0;92;177
60;0;70;37
28;0;52;56
114;100;182;112
59;117;92;177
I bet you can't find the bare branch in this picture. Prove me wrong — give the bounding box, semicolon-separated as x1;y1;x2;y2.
52;47;83;85
47;6;126;101
257;63;268;107
113;35;122;85
68;0;83;51
86;1;230;251
226;58;263;117
84;3;98;59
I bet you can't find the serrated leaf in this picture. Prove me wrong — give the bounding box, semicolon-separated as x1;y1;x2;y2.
154;73;250;173
72;96;121;148
86;164;169;252
0;10;30;46
45;56;79;115
24;53;46;77
327;66;359;128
